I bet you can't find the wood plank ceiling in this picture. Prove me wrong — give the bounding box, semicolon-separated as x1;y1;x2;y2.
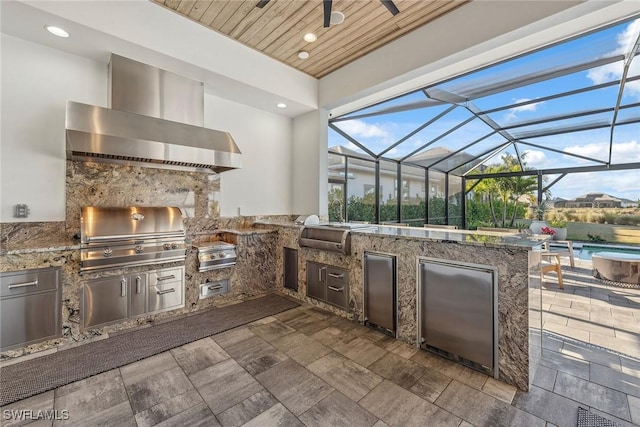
152;0;471;78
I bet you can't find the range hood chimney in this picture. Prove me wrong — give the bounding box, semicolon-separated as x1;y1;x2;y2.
66;54;242;173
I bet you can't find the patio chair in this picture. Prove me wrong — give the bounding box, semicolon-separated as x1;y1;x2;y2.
543;240;575;267
541;253;564;289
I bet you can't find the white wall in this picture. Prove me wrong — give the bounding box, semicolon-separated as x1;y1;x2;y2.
205;95;293;217
292;110;329;216
0;34;106;221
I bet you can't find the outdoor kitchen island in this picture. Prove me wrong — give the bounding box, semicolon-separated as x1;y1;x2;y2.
256;220;545;392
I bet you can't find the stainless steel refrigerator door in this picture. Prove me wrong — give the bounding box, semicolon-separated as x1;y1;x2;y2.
364;252;396;333
419;258;497;370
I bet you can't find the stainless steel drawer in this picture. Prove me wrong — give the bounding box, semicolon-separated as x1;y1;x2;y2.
148;280;184;313
326;267;348;309
148;267;184;287
1;291;60;350
0;267;59;297
148;266;184;313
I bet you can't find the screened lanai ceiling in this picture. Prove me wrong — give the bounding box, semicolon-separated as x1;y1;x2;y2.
328;16;640;180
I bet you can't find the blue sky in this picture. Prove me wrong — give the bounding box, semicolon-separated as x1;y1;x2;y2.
329;18;640;201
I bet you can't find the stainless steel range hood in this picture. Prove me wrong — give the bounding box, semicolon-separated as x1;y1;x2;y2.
66;55;242;173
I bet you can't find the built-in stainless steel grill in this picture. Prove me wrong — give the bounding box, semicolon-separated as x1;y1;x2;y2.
80;206;187;272
194;241;237;272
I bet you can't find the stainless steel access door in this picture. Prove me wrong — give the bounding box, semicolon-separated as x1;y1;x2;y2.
418;257;498;374
364;252;397;334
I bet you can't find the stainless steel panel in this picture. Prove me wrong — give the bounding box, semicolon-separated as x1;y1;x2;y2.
129;274;147;317
66;101;242;173
1;292;60;350
283;247;298;291
418;258;497;371
1;268;59;297
306;261;326;300
109;54;204;126
326;266;348;309
364;252;396;333
82;276;128;328
81;207;185;242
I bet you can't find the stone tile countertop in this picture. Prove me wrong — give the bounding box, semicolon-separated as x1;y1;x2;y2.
0;239;80;255
255;220;549;250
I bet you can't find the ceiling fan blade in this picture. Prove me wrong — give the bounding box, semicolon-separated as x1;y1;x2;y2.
380;0;400;15
323;0;332;28
256;0;270;8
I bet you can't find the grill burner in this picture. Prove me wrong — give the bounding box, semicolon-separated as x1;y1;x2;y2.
80;206;187;272
194;241;237;272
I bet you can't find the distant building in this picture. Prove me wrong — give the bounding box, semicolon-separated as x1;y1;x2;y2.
548;197;568;208
560;193;638;208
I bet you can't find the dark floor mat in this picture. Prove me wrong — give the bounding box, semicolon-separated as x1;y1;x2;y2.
577;407;622;427
0;293;299;406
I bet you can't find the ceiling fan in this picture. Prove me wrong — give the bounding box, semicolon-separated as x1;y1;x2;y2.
256;0;400;28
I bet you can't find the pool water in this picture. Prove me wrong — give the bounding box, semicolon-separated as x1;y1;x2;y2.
577;244;640;260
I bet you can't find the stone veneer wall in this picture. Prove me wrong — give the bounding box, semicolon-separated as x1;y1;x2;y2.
270;225;532;391
66;161;221;236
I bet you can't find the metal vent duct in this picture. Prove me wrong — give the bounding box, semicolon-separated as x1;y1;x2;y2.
66;55;242;173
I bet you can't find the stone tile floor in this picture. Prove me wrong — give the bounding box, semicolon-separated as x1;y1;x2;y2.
2;257;639;427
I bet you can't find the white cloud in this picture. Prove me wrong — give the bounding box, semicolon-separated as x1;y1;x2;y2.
521;149;548;168
337;120;389;139
503;98;543;122
587;19;640;99
563;139;640;164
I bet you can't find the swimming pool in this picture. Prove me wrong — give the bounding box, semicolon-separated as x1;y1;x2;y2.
576;244;640;260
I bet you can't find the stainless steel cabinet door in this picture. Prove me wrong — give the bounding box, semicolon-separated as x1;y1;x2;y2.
129;274;147;317
83;276;128;328
1;292;59;349
306;262;326;300
364;252;396;333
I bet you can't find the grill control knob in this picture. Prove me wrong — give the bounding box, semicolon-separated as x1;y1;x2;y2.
135;245;144;253
103;248;113;257
170;243;178;249
219;253;226;258
163;243;172;250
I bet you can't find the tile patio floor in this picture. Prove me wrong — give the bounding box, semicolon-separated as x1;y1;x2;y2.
2;258;639;427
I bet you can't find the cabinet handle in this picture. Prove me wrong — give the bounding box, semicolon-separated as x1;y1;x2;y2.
318;266;326;281
156;275;175;282
328;286;344;292
8;280;38;289
121;278;127;297
136;276;142;294
157;288;176;295
328;273;344;279
208;285;223;291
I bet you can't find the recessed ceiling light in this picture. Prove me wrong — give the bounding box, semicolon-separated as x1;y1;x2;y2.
303;33;317;43
276;103;287;109
45;25;69;38
330;11;345;25
298;51;310;60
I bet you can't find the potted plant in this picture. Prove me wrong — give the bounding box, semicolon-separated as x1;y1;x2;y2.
540;226;556;238
549;219;567;240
